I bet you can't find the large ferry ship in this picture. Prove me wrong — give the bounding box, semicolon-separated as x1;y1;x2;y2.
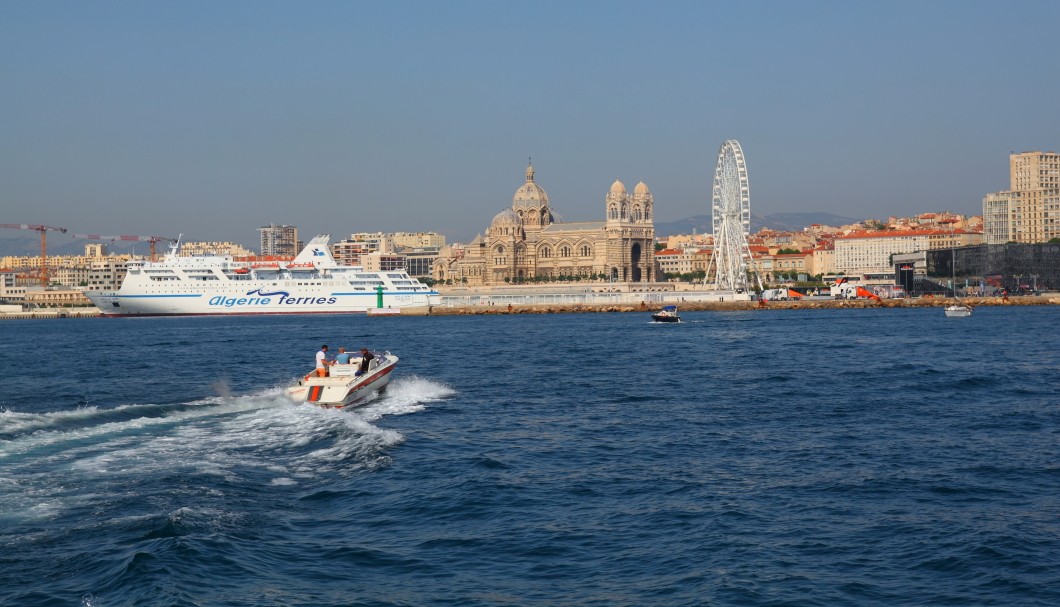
85;235;437;316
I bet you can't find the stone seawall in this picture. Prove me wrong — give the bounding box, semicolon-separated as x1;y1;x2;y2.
0;309;102;320
405;296;1060;316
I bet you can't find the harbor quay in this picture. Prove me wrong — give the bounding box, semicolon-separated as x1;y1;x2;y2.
405;293;1060;316
0;308;102;320
3;294;1058;319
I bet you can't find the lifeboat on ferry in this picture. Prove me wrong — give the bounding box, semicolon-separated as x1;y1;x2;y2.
286;262;316;270
251;262;280;269
233;268;250;274
286;351;398;409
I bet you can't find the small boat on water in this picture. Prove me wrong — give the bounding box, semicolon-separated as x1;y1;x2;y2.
651;305;681;323
943;229;971;318
287;351;398;408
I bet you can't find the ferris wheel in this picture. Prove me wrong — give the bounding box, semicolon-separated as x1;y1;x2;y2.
707;139;763;292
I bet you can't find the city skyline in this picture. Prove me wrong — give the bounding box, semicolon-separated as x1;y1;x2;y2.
2;1;1058;246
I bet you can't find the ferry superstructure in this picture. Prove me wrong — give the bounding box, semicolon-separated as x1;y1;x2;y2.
85;235;437;316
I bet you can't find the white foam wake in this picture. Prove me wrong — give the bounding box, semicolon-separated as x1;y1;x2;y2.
0;377;454;525
356;375;456;421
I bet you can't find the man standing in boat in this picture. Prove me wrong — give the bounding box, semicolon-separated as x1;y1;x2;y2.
316;345;332;377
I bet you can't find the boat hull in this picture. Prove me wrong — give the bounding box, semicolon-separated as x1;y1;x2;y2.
944;305;972;318
286;353;398;408
85;291;432;316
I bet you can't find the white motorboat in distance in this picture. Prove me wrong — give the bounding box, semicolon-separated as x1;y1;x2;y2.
942;228;971;318
287;351;398;408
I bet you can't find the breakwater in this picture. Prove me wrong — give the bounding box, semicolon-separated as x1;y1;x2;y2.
415;295;1060;316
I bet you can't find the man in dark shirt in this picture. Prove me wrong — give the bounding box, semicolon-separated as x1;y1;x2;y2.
356;347;375;376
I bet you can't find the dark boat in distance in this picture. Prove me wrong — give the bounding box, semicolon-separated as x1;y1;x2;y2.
651;305;680;323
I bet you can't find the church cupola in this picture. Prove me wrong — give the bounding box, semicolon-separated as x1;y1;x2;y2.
606;179;629;223
632;181;653;223
512;161;552;230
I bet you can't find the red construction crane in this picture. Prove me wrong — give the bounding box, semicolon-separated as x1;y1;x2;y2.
0;223;68;285
74;233;177;261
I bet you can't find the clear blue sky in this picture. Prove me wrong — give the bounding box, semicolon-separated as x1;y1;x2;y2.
2;1;1057;246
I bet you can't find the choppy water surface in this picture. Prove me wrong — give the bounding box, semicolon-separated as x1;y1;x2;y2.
1;307;1058;606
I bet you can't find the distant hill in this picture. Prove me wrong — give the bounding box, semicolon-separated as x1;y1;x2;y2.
0;236;152;258
654;212;862;237
0;212;863;257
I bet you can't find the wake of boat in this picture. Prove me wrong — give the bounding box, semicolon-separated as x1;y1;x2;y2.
0;376;454;526
0;375;451;525
356;375;456;421
0;389;292;449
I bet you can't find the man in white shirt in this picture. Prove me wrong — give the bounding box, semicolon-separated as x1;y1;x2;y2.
315;345;332;377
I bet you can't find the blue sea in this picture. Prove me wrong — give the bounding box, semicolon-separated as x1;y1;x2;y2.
2;307;1058;606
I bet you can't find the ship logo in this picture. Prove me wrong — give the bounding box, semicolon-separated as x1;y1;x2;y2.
313;248;326;256
246;288;290;298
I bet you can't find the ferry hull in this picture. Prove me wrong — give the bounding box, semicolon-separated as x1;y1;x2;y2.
86;291;431;316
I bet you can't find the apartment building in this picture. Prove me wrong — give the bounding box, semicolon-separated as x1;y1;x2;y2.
180;241;254;257
53;258;129;290
982;151;1060;244
259;223;301;256
0;269;26;303
835;230;983;275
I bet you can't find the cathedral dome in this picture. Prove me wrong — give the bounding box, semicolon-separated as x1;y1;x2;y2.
513;181;549;206
634;181;650;195
490;208;522;228
610;179;627;194
514;163;549;207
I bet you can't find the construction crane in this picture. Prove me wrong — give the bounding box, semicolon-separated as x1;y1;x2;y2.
0;223;68;285
74;233;177;261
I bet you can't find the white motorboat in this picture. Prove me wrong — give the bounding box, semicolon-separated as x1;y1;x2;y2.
943;229;971;318
287;351;398;408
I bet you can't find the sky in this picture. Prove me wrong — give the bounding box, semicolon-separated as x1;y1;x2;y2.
2;1;1058;247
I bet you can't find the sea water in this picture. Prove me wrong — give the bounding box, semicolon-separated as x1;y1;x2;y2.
1;307;1058;606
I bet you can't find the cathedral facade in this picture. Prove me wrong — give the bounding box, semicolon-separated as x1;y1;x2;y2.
433;164;657;287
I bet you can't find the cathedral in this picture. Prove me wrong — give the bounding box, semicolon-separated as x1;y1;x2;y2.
433;164;657;287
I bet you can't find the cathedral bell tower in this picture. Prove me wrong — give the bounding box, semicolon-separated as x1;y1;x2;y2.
605;179;628;223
